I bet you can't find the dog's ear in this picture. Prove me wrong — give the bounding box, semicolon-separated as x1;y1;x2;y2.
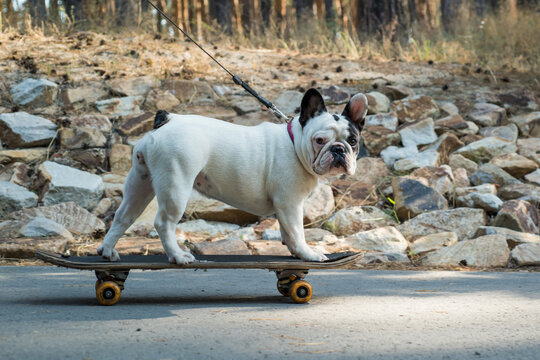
342;93;368;129
299;88;327;127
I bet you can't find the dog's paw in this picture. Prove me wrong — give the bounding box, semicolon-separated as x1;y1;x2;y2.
97;245;120;262
296;248;328;262
168;250;195;264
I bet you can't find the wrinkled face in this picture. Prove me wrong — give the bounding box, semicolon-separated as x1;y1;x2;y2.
297;89;368;177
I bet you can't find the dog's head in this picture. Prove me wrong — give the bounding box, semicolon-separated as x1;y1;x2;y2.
294;88;368;176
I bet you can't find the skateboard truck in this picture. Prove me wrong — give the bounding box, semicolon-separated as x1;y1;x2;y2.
275;270;312;303
94;270;130;306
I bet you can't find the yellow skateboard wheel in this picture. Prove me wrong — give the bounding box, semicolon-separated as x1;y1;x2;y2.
95;279;103;291
289;280;312;304
96;281;121;306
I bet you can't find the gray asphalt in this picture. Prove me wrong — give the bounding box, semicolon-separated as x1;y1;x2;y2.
0;266;539;360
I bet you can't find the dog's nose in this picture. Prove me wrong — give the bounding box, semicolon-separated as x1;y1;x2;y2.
331;145;345;154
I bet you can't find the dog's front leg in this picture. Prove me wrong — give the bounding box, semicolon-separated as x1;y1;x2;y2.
275;203;328;262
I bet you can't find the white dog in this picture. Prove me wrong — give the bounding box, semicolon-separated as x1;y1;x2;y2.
98;88;368;264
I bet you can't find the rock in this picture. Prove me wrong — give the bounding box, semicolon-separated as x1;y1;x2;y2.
394;150;440;172
409;166;455;196
489;153;538;178
262;229;281;240
117;111;154;136
398;208;487;241
453;168;470;187
0;181;38;217
455;136;517;163
324;206;397;236
499;183;540;204
422;133;464;163
212;85;232;97
364;112;398;131
422;235;510;267
92;198;114;217
0;148;47;165
96;96;143;118
345;226;408;253
384;85;415;100
460;134;484;145
380;146;418;168
467;103;507;127
456;193;503;213
0;112;57;148
164;80;215;104
409;232;458;255
7;202;106;237
252;218;280;236
474;226;540;249
58;148;107;171
509;112;540;137
176;219;240;237
361;126;401;155
470;163;519;186
109;144;132;174
479;123;518;142
437;101;460;116
61;84;107;109
366;91;390;114
525;169;540;186
303;183;335;226
19;217;73;240
59;127;107;149
0;237;70;259
356;252;410;265
71;114;112;134
493;200;539;234
232;97;261;115
33;161;104;210
455;184;498;197
498;88;539;113
108;76;159;97
434;115;476;136
11;78;58;108
510;243;540;266
350;157;390;185
274;90;303;115
185;191;260;226
222;227;257;242
517;138;540;165
305;228;337;242
390;95;439;123
0;220;25;238
144;89;180;111
320;86;350;105
330;178;379;207
192;238;251;255
398;118;437;148
392;177;448;221
448;154;478;176
247;240;290;256
125;197;158;236
0;162;29;187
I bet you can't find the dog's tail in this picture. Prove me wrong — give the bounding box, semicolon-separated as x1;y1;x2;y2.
153;110;170;129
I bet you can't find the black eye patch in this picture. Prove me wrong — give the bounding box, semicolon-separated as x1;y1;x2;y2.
333;114;339;121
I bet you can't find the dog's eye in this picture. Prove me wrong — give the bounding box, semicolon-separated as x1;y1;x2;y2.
348;137;357;146
315;137;325;145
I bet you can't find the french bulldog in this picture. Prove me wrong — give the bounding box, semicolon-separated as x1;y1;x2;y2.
97;88;368;264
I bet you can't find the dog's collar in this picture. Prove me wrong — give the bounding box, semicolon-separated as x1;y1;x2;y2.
287;121;294;144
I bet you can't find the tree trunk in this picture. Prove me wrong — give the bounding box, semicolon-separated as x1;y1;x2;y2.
239;0;252;33
64;0;85;25
27;0;47;27
294;0;314;19
49;0;60;25
209;0;232;33
260;0;271;27
441;0;463;33
324;0;335;21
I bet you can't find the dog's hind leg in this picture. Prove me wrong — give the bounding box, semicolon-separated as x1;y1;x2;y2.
153;176;196;264
97;161;155;261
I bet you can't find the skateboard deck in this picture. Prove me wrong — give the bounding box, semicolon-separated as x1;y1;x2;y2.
35;251;362;305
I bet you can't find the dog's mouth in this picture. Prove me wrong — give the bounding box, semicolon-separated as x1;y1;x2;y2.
313;150;355;176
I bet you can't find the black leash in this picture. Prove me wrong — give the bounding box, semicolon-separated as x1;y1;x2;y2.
145;0;289;123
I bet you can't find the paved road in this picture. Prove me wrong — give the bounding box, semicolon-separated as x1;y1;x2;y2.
0;266;539;360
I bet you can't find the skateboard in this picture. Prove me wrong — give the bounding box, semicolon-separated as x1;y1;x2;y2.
35;251;361;305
